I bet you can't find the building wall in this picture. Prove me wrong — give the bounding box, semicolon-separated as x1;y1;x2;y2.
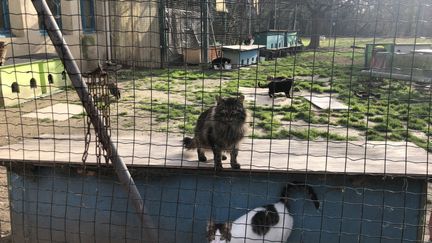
0;0;98;72
223;49;259;66
0;0;161;71
110;0;161;68
0;58;66;107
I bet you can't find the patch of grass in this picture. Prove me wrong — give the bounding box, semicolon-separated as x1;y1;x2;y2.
192;91;217;106
255;110;281;132
407;133;432;152
257;128;356;141
407;117;428;131
337;118;368;131
178;123;195;134
365;129;385;141
294;111;320;123
39;118;52;123
139;102;200;122
369;116;384;123
71;112;86;119
153;81;171;92
123;121;135;128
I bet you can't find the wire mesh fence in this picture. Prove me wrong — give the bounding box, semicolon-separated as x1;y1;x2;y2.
1;0;432;242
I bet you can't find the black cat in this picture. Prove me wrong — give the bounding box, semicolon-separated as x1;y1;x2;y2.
212;57;231;70
258;76;294;98
183;95;246;170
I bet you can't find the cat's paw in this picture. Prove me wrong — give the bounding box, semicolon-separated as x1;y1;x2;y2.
230;163;241;169
198;156;207;162
222;155;227;160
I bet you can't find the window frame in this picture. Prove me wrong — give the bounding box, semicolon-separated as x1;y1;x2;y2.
80;0;95;33
0;0;11;36
39;0;62;34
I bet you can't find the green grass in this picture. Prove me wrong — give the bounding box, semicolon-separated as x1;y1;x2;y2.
255;128;356;141
111;38;432;146
138;102;201;123
71;112;86;119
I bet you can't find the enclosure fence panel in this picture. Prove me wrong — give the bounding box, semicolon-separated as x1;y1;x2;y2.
1;0;432;242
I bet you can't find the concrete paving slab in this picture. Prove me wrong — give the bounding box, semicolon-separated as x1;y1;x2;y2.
23;103;85;121
296;75;331;83
0;133;431;176
303;94;348;110
240;87;292;106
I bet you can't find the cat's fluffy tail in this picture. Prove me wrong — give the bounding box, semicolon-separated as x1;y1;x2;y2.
281;182;320;209
183;137;197;150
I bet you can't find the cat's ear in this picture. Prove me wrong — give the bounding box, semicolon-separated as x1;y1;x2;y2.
238;95;245;103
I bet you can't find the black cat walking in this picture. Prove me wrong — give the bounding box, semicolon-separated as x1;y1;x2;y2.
259;76;294;98
183;95;246;170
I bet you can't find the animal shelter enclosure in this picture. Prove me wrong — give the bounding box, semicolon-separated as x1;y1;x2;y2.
1;0;432;242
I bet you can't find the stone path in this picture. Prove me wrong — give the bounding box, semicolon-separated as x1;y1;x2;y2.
22;103;84;121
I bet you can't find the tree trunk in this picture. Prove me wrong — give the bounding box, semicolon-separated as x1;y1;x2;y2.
308;13;321;49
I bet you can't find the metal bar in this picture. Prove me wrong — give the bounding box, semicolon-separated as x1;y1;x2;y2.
201;0;209;64
30;0;156;241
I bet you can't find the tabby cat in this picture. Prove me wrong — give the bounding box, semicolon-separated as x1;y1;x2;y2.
207;182;320;242
183;95;246;170
258;76;294;98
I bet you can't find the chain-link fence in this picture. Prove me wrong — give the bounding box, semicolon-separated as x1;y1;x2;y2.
1;0;432;242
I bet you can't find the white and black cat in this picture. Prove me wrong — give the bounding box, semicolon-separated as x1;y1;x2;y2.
183;95;246;170
212;57;231;70
207;182;319;243
258;76;294;98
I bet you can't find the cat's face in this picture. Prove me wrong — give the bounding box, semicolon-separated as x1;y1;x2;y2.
207;220;232;243
214;95;246;122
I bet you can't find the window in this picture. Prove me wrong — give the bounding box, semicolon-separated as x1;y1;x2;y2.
0;0;11;36
39;0;62;32
81;0;95;33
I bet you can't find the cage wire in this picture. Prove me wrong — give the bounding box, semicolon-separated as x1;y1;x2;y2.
0;0;432;242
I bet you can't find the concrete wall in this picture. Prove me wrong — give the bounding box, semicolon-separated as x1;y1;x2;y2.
7;166;426;243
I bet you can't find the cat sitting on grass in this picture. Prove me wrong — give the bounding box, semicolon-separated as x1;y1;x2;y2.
207;182;320;243
183;95;246;170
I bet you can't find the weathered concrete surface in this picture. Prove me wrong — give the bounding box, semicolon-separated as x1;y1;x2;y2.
0;133;430;176
240;87;293;106
303;94;349;110
22;103;84;121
